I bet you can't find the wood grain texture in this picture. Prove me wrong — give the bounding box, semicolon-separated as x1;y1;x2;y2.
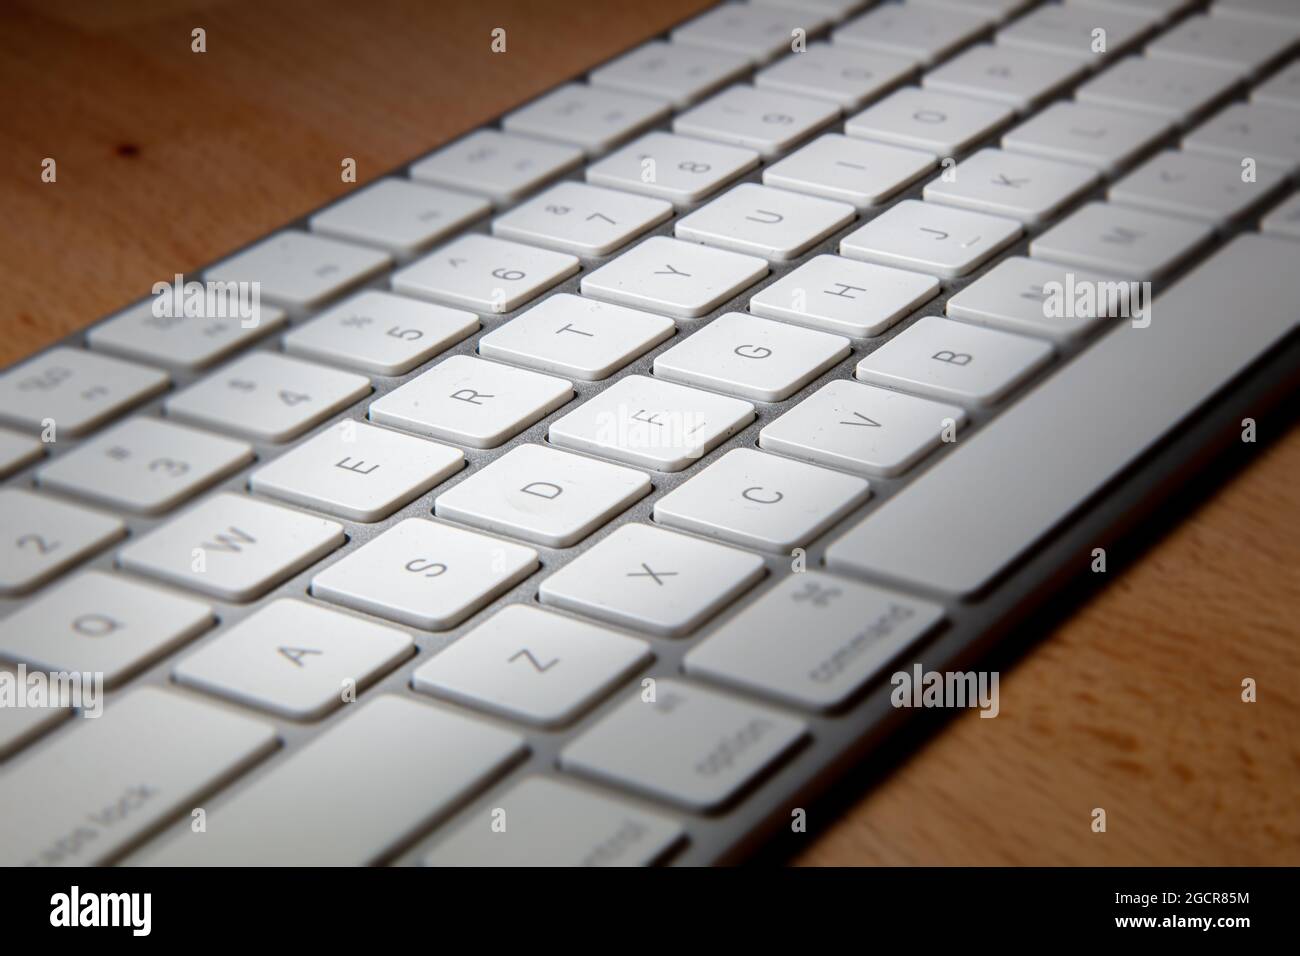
2;0;1297;866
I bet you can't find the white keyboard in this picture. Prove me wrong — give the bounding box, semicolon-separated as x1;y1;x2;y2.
0;0;1297;867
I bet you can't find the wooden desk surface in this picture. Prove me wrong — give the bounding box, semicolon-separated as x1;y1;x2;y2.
3;0;1296;865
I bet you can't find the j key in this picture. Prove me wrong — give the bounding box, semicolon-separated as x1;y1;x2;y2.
204;231;391;310
1261;191;1300;240
491;181;672;257
409;129;583;205
945;256;1119;341
1146;13;1296;79
996;3;1157;67
845;86;1015;155
834;3;991;66
1029;201;1214;280
839;198;1023;277
586;131;760;205
922;43;1087;114
674;182;855;261
308;178;490;256
0;428;43;478
0;489;125;596
502;83;670;156
0;346;169;437
1075;55;1240;127
923;148;1099;224
762;133;937;209
755;43;918;111
674;84;839;158
672;2;829;64
1001;102;1174;177
1182;102;1300;173
391;234;579;314
588;40;750;108
1108;149;1288;227
0;663;69;760
88;298;287;370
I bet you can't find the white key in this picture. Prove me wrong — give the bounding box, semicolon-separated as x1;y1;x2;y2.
560;679;806;811
1075;55;1241;127
674;182;855;261
652;311;849;402
923;147;1100;224
409;129;584;205
845;86;1015;155
580;235;768;318
1182;102;1300;173
310;518;537;630
368;354;572;448
37;417;252;514
1261;190;1300;239
749;254;940;337
165;352;371;442
283;290;478;376
391;234;579;314
586;131;760;205
756;43;918;110
250;420;464;522
0;347;168;437
854;314;1054;405
309;178;490;256
1001;101;1174;177
0;489;124;596
0;687;276;867
492;181;672;257
1108;149;1288;226
1213;0;1300;29
763;134;935;210
0;428;43;478
759;379;966;476
839;199;1023;277
945;256;1118;341
538;523;765;637
1071;0;1193;21
654;447;870;551
922;43;1088;113
204;231;391;310
0;663;70;761
118;492;344;602
425;776;682;867
435;443;649;548
1146;13;1296;79
588;40;750;108
502;83;670;156
834;3;991;65
0;570;212;685
477;293;675;381
910;0;1033;19
1252;60;1300;110
996;3;1156;66
412;604;651;726
685;571;945;710
88;298;287;370
173;599;413;719
753;0;872;19
674;84;839;158
547;374;755;472
672;2;829;64
1029;201;1214;279
141;695;523;866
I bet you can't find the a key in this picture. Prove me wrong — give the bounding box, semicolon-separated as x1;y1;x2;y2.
996;3;1157;67
539;523;765;637
762;133;936;209
547;374;755;472
1075;55;1240;127
672;2;829;64
368;354;573;448
88;298;287;370
923;147;1100;224
580;235;768;318
0;687;276;866
434;443;650;548
673;84;839;158
173;599;413;720
944;256;1119;341
308;178;490;256
685;571;945;711
923;43;1087;114
36;417;252;514
0;346;169;437
0;570;212;686
1182;102;1300;173
409;129;583;205
0;489;124;596
839;198;1023;277
502;83;670;156
654;447;870;551
585;131;760;205
759;379;966;477
0;428;44;478
1001;101;1174;177
845;86;1015;155
310;517;538;630
1108;149;1288;227
909;0;1034;20
140;695;523;866
204;231;391;310
165;352;371;442
749;253;940;337
755;43;918;111
491;181;672;257
1212;0;1300;29
476;293;675;381
391;233;580;314
282;290;478;376
249;420;464;522
1252;60;1300;110
1261;190;1300;240
854;314;1054;406
424;776;682;867
412;604;651;727
834;3;991;66
652;311;850;402
674;182;855;261
118;492;344;602
588;40;750;108
1029;201;1214;279
1146;13;1296;79
0;663;70;761
560;679;806;812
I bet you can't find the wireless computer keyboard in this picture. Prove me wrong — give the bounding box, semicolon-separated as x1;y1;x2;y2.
0;0;1297;866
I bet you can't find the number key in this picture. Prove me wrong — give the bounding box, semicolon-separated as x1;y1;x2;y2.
0;489;126;596
492;181;672;257
392;234;579;314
